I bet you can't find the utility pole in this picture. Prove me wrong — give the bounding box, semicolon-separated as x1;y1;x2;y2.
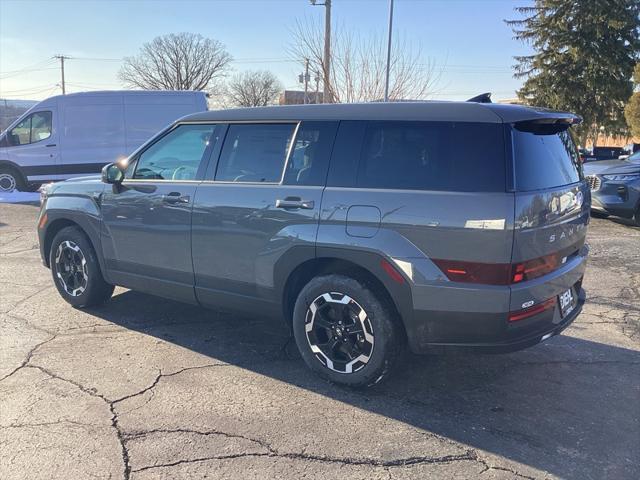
384;0;394;102
298;58;311;104
310;0;332;103
53;55;70;94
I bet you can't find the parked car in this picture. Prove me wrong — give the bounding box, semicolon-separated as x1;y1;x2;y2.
583;146;627;163
37;102;590;387
584;151;640;225
0;90;208;192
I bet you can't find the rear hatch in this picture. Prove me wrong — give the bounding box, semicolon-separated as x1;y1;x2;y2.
508;120;590;321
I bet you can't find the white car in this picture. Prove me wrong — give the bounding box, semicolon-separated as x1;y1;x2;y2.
0;90;208;192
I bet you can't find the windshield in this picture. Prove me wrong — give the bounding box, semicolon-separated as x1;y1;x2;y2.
511;124;582;191
627;151;640;163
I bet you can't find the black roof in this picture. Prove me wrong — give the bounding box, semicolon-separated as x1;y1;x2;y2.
181;101;580;125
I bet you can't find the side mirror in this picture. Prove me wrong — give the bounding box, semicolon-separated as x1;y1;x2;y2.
101;163;124;184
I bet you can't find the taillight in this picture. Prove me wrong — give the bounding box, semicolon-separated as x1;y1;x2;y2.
431;259;511;285
511;253;561;284
433;252;569;286
508;298;556;322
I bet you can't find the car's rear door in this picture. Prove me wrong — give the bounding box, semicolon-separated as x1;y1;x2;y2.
509;121;590;317
191;121;338;315
101;123;222;303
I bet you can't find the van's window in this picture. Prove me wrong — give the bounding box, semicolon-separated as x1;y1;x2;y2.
132;124;217;180
9;111;52;146
355;121;505;192
215;123;295;183
283;121;338;186
512;125;581;191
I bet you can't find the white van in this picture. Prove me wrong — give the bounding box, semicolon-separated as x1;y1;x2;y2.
0;90;208;192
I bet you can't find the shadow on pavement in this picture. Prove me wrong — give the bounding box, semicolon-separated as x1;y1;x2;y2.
86;289;640;480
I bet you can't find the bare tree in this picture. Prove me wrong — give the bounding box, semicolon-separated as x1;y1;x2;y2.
289;18;439;103
225;70;283;107
119;33;232;91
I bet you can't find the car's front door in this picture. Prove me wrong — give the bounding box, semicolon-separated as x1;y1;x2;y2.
6;108;60;183
101;123;222;304
191;121;338;314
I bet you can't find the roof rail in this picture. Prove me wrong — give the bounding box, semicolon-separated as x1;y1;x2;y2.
467;92;492;103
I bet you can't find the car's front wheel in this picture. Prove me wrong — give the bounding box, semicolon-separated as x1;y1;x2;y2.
292;274;403;387
49;226;114;308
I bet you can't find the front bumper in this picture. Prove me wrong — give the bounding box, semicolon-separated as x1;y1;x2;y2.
591;178;640;218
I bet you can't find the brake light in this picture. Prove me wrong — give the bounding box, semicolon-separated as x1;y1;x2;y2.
433;252;568;286
431;259;511;285
508;298;556;322
511;253;561;284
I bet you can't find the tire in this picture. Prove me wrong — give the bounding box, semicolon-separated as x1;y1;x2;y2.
49;226;114;308
0;165;26;192
292;274;403;387
634;207;640;227
590;210;609;219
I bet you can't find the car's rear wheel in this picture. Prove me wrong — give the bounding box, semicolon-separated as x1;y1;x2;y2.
634;206;640;227
0;166;26;193
49;226;114;307
292;274;403;387
590;210;609;219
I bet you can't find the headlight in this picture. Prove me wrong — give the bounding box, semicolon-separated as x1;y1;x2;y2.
602;174;640;181
39;183;54;205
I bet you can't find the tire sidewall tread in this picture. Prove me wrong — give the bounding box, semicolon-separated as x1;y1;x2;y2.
292;274;402;388
49;226;113;308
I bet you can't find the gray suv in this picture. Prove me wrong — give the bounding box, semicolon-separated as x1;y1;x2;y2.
37;102;590;387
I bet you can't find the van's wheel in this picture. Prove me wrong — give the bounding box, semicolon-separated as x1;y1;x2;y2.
292;274;403;387
0;165;26;192
49;226;114;308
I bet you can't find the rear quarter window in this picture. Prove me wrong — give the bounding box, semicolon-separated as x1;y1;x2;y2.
512;125;581;191
328;121;506;192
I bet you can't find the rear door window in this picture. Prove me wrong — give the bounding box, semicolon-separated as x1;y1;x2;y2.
215;123;295;183
282;121;338;186
512;125;581;191
353;121;505;192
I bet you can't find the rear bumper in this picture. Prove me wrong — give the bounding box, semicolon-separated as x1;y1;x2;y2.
404;245;588;354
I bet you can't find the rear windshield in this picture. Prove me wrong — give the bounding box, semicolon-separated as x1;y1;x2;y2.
512;124;582;191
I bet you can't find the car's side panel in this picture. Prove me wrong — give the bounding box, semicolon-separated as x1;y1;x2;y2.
38;180;107;273
191;183;323;313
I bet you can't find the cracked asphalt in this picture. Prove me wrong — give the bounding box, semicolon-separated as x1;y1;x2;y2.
1;202;639;480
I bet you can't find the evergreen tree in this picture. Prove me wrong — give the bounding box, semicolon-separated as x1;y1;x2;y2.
507;0;639;145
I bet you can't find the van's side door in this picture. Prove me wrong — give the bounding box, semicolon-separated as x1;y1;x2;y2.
6;108;60;183
101;123;223;304
191;121;338;314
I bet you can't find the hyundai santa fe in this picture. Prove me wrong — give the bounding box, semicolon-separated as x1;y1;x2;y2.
37;101;590;387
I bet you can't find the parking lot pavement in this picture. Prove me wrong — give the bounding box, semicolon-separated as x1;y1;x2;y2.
1;203;638;480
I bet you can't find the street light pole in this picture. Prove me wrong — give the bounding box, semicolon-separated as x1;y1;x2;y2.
323;0;331;103
310;0;332;103
384;0;394;102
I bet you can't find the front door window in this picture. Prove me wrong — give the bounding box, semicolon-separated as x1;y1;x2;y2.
9;111;52;146
132;124;218;181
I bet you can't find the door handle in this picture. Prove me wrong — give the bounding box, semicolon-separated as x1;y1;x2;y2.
162;192;190;204
275;197;314;209
45;144;57;147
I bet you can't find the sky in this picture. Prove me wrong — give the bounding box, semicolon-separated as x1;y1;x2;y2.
0;0;532;102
